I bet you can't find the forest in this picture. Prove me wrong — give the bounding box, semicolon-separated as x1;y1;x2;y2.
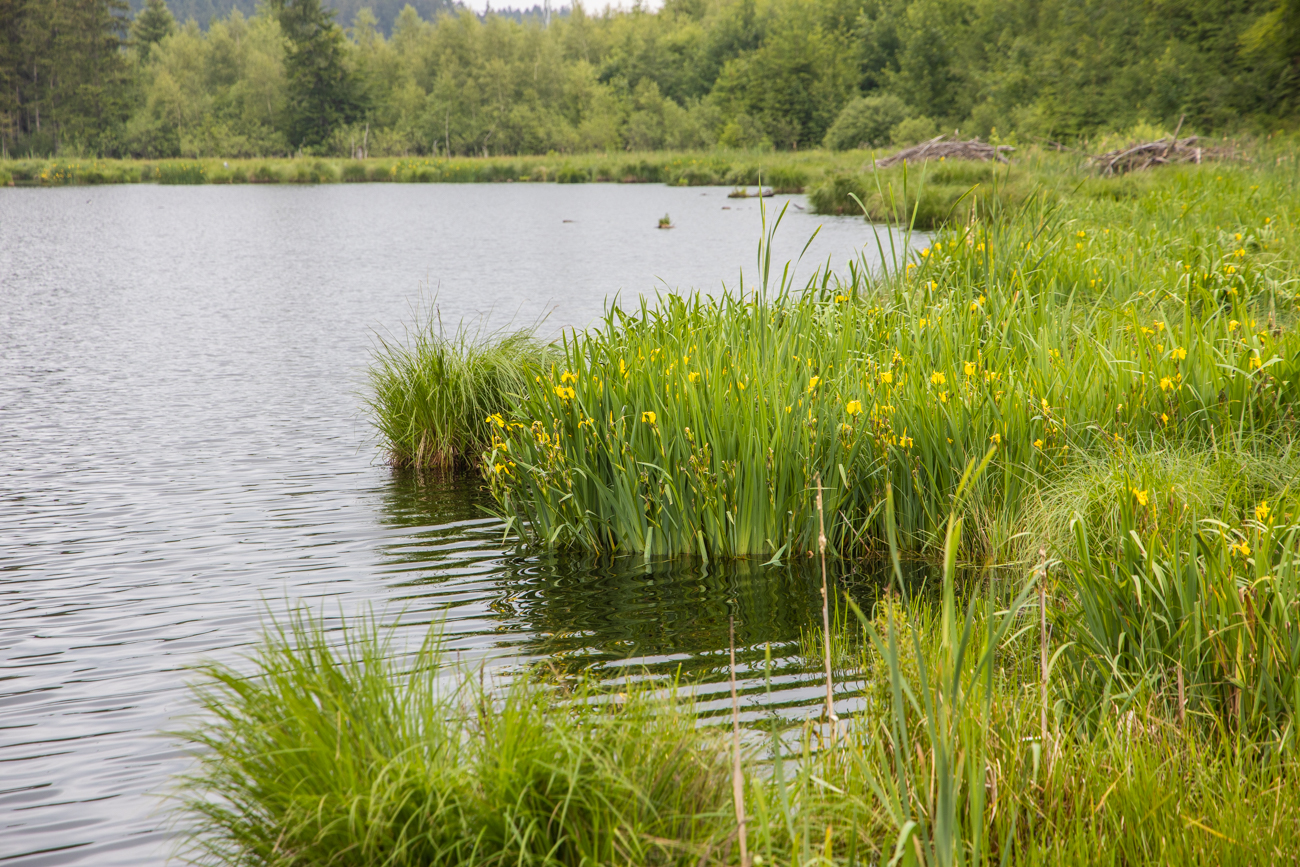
0;0;1296;159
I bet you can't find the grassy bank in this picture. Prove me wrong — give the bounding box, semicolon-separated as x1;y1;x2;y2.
0;149;863;192
474;156;1300;562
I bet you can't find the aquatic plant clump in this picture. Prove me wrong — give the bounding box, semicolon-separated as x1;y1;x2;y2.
367;317;553;469
177;614;736;867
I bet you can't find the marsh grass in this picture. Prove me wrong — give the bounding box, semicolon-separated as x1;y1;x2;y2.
1023;444;1300;559
1064;490;1300;742
367;308;553;469
483;157;1300;562
178;611;737;867
0;149;870;188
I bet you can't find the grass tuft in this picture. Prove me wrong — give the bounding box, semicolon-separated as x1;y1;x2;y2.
178;611;736;867
367;308;552;469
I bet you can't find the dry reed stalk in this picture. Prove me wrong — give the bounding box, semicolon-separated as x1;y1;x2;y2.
1178;663;1186;725
815;474;839;739
729;614;749;867
1039;548;1050;765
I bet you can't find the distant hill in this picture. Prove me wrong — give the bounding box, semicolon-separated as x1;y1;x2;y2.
126;0;462;34
481;3;570;24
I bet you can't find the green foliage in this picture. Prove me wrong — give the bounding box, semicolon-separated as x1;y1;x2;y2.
823;94;910;151
10;0;1291;158
1;0;133;155
131;0;175;62
123;12;289;158
891;114;940;145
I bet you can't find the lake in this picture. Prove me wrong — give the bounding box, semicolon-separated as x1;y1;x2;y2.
0;182;917;865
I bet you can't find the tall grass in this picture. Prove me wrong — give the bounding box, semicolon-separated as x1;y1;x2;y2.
367;310;552;469
484;161;1300;561
1065;486;1300;742
0;149;872;188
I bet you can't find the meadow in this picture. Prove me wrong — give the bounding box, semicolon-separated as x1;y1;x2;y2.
180;141;1300;864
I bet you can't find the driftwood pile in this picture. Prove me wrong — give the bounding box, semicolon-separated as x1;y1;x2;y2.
1090;135;1231;175
876;135;1014;168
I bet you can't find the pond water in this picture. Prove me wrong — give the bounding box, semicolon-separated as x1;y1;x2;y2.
0;182;919;865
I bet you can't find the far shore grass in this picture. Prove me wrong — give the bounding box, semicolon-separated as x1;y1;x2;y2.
6;135;1293;226
0;149;866;192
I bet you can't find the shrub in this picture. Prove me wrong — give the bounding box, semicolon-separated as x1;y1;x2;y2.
555;163;590;183
891;115;941;146
823;95;910;151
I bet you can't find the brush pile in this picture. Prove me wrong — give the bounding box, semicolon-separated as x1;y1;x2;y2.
1091;135;1234;175
876;135;1014;168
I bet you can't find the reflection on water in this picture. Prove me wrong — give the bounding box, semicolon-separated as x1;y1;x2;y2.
0;184;921;866
374;470;931;717
380;472;824;666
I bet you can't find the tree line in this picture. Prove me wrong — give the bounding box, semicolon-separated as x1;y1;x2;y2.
1;0;1296;158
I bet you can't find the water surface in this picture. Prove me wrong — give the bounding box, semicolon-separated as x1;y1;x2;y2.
0;183;916;865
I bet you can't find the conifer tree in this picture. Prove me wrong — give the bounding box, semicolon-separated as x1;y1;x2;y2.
131;0;176;62
272;0;360;151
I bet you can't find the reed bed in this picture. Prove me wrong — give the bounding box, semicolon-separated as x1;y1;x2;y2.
483;158;1300;561
0;149;867;189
